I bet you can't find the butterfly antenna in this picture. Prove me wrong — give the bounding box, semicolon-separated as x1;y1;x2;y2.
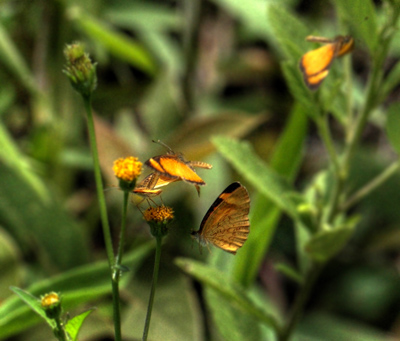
152;139;173;153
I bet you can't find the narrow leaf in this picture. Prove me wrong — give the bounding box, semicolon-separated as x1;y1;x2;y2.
69;9;157;75
213;137;299;219
175;258;281;332
232;104;308;287
10;287;54;328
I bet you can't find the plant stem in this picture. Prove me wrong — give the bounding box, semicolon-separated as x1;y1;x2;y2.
111;190;130;338
278;263;322;341
315;114;340;177
142;234;163;341
54;316;69;341
116;190;130;267
181;0;202;115
82;95;121;341
342;160;400;211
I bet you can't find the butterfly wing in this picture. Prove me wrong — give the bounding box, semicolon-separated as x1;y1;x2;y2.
300;35;354;90
195;182;250;254
146;155;206;185
133;173;163;197
299;43;337;90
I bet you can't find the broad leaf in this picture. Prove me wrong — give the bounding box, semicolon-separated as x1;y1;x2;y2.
65;309;94;341
333;0;378;53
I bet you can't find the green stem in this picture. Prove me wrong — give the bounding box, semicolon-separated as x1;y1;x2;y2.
82;95;120;340
111;190;130;338
116;191;130;266
142;234;163;341
54;317;68;341
181;0;202;115
315;115;340;177
342;160;400;211
278;263;323;341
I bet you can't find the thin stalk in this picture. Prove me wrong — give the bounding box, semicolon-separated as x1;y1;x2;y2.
315;115;340;177
116;190;130;266
54;317;68;341
142;234;163;341
342;160;400;211
181;0;202;115
82;96;120;341
278;263;322;341
111;190;130;338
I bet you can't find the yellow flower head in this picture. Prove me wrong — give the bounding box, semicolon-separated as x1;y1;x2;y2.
143;206;174;223
41;292;60;309
143;205;174;237
113;157;143;183
41;292;62;319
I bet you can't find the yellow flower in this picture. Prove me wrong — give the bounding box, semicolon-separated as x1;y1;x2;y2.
113;157;142;183
143;206;174;238
41;292;62;319
143;206;174;223
41;292;60;309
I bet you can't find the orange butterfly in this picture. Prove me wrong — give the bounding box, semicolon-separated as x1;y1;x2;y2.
299;35;354;90
191;182;250;255
145;140;212;194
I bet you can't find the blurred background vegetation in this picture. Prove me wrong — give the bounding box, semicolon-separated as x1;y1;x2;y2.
0;0;399;340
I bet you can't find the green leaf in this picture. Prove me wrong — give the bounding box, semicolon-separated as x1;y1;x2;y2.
231;104;308;287
106;2;180;32
305;225;354;263
386;102;400;155
9;287;54;328
213;136;299;219
333;0;378;53
0;162;89;269
106;3;182;73
0;228;22;301
267;3;309;59
280;61;317;117
0;123;49;201
275;263;303;284
69;8;157;75
65;309;94;341
205;288;264;340
382;60;400;100
122;266;203;340
298;312;392;341
0;23;36;94
210;0;273;41
175;258;281;332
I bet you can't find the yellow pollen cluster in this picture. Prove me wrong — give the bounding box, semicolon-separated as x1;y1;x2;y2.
41;292;60;308
113;157;142;182
143;206;174;223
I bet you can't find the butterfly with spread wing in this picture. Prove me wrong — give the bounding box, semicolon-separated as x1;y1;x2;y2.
191;182;250;255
